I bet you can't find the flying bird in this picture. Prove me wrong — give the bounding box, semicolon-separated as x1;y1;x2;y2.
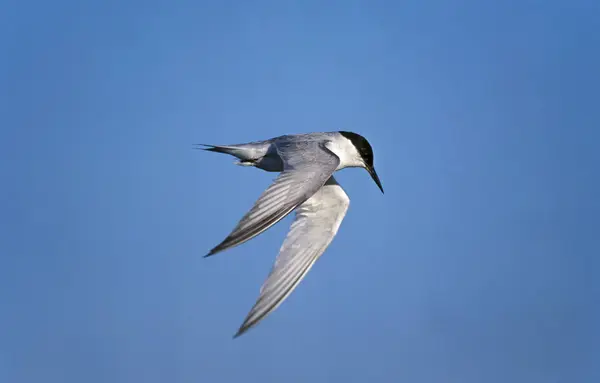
196;131;383;338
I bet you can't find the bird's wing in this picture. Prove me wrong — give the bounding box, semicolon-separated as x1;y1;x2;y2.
234;176;350;337
206;140;340;257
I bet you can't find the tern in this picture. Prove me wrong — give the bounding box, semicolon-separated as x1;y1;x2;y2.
196;131;383;337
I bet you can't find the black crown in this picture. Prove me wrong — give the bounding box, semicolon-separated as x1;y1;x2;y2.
339;131;374;167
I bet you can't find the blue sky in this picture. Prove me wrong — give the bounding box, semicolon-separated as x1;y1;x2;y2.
1;0;599;382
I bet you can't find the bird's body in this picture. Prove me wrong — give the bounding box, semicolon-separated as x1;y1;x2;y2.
196;131;383;337
200;132;369;172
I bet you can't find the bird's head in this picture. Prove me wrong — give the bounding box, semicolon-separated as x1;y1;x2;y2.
338;131;384;194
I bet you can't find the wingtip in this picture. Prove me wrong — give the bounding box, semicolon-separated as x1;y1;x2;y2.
203;236;236;258
232;325;248;339
203;243;225;258
203;248;219;258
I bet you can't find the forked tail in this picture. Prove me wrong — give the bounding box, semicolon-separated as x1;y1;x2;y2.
194;144;241;155
193;143;263;166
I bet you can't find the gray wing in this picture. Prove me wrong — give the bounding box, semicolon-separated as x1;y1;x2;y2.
234;176;350;337
206;140;340;257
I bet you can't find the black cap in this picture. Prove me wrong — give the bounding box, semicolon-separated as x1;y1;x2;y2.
339;131;384;193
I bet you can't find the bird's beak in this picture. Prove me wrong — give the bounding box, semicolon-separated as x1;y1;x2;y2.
368;167;384;194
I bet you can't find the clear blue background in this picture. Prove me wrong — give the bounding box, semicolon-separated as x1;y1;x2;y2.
2;1;599;382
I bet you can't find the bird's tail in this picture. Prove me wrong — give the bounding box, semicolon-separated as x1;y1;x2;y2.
193;143;261;165
194;144;242;156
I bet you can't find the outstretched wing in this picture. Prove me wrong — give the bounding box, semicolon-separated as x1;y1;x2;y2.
206;140;340;257
234;176;350;337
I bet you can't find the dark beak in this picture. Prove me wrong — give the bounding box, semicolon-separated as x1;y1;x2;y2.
368;167;384;194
